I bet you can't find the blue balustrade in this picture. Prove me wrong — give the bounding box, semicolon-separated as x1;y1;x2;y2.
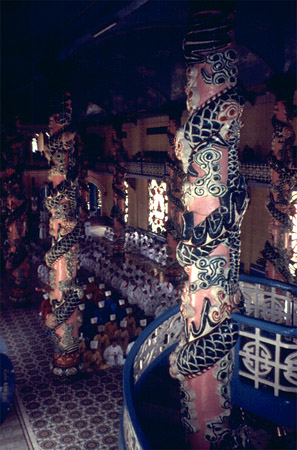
119;275;297;449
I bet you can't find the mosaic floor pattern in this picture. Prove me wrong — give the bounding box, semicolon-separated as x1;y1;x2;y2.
0;302;123;450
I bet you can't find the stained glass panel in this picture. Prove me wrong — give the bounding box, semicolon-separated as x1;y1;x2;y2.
124;181;128;223
148;179;168;235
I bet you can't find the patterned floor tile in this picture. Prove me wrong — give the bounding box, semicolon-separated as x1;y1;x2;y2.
0;302;123;449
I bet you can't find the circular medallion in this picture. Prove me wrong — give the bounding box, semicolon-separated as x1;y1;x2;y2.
96;394;107;402
75;390;88;398
37;429;52;439
39;390;52;398
27;401;40;410
56;424;70;433
65;402;76;410
97;425;109;434
108;411;119;420
51;415;64;423
103;436;117;445
74;420;87;429
69;410;81;419
40;440;55;449
29;411;43;419
33;419;47;428
85;407;97;415
80;398;93;406
79;429;93;439
60;435;74;444
102;402;113;411
48;405;60;414
84;441;99;449
106;383;117;391
90;387;101;395
91;415;103;424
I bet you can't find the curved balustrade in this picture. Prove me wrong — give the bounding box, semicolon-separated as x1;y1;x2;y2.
231;275;297;428
119;275;297;449
120;304;183;450
239;274;297;326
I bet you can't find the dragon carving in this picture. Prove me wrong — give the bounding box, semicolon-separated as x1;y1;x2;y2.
262;94;297;284
44;92;84;375
169;10;248;448
2;126;29;304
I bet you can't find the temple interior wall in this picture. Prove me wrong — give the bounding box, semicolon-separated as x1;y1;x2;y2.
126;178;149;229
2;93;296;275
239;97;275;160
87;94;297;162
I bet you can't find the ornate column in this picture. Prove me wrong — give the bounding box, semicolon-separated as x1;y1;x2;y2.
110;123;127;257
44;92;84;376
169;9;248;448
76;134;90;228
3;121;29;304
262;77;297;284
166;111;185;280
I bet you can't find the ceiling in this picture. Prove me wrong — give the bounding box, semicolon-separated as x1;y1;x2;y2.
1;0;296;130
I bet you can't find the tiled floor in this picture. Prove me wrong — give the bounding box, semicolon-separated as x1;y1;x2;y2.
0;299;123;450
1;233;296;450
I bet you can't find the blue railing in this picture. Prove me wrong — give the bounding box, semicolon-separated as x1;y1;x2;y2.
120;304;181;450
231;310;297;427
239;273;297;294
119;275;297;449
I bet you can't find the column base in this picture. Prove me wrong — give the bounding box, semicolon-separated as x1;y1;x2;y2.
51;352;82;377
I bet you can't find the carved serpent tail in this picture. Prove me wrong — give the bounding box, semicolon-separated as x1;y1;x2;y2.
45;221;82;267
170;317;239;380
262;100;297;284
169;10;248;444
51;286;83;327
44;93;84;373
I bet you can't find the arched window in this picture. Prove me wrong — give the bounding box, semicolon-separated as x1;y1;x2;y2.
88;182;102;215
31;136;38;153
148;179;168;235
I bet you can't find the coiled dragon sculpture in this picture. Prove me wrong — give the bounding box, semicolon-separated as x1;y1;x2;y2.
169;10;248;448
262;94;297;284
44;92;84;375
110;126;127;254
165;116;185;277
2;128;29;304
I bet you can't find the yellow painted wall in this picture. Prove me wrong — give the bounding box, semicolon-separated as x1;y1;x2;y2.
239;97;275;161
97;174;113;218
123;115;169;157
126;178;148;229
